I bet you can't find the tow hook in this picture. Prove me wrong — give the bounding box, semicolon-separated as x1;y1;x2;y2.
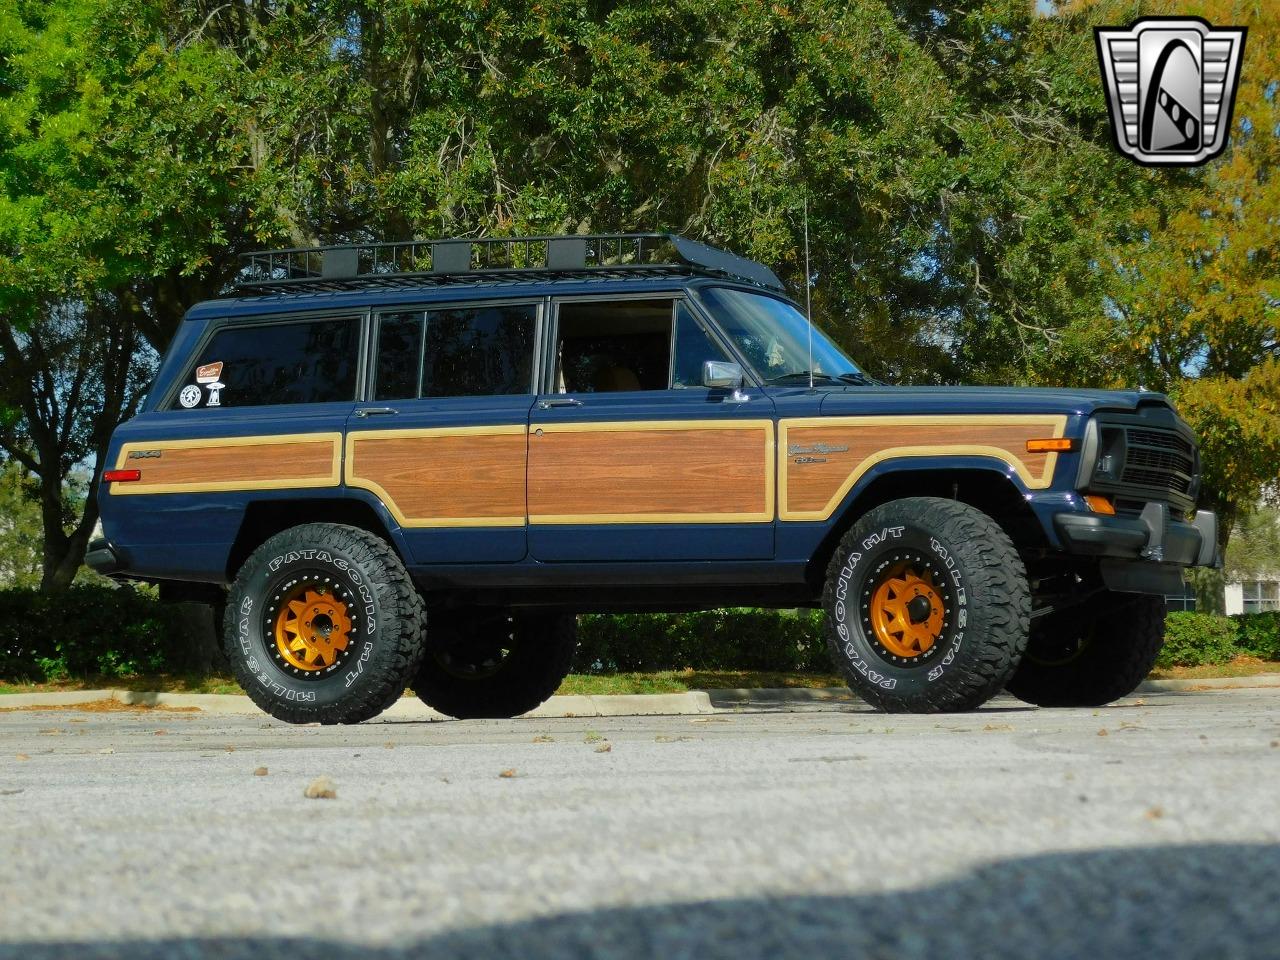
1138;502;1167;562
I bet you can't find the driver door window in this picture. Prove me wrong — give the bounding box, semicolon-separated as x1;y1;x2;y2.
552;299;730;393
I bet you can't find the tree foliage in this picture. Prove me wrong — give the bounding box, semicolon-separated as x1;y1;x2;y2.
0;0;1276;586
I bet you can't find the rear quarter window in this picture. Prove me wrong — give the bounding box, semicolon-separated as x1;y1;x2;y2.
173;316;361;409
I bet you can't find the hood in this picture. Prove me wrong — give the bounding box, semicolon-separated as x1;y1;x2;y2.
814;385;1173;418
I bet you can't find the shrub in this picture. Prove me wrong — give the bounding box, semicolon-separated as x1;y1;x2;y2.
1231;612;1280;661
574;608;829;674
0;585;186;681
1156;612;1238;668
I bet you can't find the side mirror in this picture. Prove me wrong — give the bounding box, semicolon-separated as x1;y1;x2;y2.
702;360;745;390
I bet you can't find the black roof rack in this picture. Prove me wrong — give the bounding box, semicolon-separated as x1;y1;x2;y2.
234;233;785;295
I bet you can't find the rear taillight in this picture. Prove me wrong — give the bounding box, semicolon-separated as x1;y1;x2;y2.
102;469;141;483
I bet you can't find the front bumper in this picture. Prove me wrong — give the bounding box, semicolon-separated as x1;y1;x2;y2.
1055;505;1219;567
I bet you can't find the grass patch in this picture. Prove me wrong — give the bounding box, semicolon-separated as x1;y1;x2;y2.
0;674;242;696
1147;656;1279;681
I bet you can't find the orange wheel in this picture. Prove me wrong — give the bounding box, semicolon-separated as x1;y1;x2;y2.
271;581;353;673
862;554;948;662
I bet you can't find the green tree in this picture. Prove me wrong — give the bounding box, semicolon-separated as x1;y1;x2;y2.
2;0;1276;586
0;461;43;588
1226;501;1280;581
1046;0;1280;542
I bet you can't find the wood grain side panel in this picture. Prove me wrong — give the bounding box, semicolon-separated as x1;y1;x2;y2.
782;417;1066;519
113;435;341;494
348;430;527;526
529;424;772;522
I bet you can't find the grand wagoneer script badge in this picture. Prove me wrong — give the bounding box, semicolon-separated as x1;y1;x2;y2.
789;442;849;464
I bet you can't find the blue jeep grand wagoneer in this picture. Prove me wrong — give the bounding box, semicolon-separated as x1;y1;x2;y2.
89;234;1218;723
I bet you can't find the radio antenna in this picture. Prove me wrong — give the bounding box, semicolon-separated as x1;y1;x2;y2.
803;196;814;391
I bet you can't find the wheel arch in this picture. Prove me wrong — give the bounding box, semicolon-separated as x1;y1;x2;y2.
807;459;1047;588
225;493;406;581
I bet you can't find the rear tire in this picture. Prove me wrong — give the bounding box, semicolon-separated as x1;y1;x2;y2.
223;523;426;724
413;610;577;719
1005;593;1165;707
822;497;1030;713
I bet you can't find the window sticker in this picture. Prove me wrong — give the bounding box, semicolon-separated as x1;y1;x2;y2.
196;360;225;406
196;361;224;383
178;384;202;408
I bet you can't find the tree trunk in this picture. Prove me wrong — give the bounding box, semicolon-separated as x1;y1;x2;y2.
39;484;98;592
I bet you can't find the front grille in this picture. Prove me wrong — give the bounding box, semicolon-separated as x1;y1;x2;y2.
1088;412;1198;513
1120;427;1195;497
1126;447;1192;474
1122;466;1192;493
1128;428;1193;454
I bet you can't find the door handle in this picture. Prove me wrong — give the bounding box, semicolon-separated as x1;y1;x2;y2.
354;407;398;417
536;398;584;410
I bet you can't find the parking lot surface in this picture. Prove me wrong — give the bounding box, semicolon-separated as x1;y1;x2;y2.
1;689;1277;959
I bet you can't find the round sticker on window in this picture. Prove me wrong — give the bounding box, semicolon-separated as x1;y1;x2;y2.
178;384;202;408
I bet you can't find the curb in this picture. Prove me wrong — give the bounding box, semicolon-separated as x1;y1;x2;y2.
1;676;1276;717
0;688;717;719
1135;674;1280;692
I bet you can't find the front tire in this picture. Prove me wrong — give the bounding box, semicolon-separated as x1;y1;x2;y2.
413;610;577;719
822;497;1030;713
1005;593;1166;707
223;523;426;724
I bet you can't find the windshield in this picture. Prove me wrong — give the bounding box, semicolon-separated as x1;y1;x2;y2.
695;286;863;383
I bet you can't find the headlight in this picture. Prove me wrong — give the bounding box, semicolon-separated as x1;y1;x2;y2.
1093;427;1126;482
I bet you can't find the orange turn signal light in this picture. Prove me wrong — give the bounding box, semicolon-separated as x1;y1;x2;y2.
103;469;141;483
1084;494;1115;515
1026;438;1077;453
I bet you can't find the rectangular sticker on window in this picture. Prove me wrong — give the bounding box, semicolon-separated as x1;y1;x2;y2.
196;361;224;384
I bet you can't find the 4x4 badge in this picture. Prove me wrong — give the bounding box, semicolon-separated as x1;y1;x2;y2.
1095;17;1246;167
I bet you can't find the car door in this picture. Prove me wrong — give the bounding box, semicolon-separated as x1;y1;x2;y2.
527;294;776;562
344;298;541;564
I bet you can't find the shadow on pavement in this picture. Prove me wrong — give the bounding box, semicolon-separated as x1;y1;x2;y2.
3;843;1276;959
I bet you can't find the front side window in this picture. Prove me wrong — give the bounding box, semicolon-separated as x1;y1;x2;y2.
374;303;536;400
176;316;360;409
696;286;863;385
553;298;731;393
671;303;731;388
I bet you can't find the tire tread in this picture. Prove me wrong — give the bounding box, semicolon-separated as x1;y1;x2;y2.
822;497;1031;713
222;523;425;725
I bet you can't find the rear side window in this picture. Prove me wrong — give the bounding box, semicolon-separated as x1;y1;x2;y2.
175;316;361;409
374;303;537;400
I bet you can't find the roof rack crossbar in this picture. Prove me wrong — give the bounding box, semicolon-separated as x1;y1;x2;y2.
235;233;784;294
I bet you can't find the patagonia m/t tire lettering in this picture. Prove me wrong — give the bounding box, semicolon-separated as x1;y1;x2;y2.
822;497;1031;713
223;523;426;725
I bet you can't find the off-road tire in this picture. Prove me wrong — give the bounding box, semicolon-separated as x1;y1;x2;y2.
1005;593;1166;707
822;497;1030;713
413;611;577;719
222;523;426;724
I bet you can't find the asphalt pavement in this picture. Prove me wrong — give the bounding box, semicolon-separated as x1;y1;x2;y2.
1;689;1277;959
